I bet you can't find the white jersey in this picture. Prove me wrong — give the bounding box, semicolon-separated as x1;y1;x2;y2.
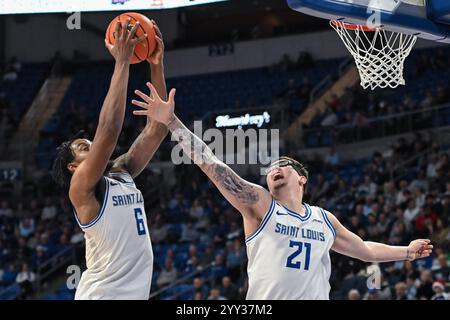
245;199;336;300
73;172;153;300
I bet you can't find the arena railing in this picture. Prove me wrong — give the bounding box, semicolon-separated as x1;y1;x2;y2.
0;244;79;300
302;102;450;147
0;283;20;300
148;261;215;300
34;243;83;296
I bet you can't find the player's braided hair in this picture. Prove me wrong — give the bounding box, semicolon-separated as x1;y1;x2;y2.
51;130;86;192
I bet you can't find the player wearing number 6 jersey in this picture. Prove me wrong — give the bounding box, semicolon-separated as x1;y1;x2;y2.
131;81;434;300
51;19;168;299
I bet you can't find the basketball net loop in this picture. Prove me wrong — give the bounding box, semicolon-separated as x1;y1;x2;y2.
330;20;417;90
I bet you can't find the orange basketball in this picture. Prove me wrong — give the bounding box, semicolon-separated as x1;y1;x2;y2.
106;12;157;64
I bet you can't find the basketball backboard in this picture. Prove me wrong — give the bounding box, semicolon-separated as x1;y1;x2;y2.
288;0;450;43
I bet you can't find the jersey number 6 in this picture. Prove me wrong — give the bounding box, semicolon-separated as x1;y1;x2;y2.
134;208;146;236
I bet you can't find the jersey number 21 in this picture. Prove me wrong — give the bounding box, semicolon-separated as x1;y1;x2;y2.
286;240;311;270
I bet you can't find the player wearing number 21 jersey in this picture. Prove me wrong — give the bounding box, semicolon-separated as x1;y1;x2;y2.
51;18;168;299
130;82;435;300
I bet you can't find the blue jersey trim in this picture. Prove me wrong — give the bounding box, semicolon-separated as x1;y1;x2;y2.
282;203;312;221
320;208;336;239
245;199;276;244
73;176;110;229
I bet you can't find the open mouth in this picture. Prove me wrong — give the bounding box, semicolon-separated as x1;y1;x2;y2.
273;173;284;181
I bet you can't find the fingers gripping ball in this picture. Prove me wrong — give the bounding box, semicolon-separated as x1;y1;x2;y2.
106;12;156;64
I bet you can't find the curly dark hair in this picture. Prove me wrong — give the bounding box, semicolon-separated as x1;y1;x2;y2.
51;131;86;192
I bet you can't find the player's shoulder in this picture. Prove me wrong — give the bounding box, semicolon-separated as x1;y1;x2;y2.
307;204;337;238
305;203;331;215
107;170;134;183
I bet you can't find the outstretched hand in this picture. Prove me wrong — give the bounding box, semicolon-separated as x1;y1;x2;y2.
132;82;176;126
147;20;164;66
105;18;147;64
407;239;433;261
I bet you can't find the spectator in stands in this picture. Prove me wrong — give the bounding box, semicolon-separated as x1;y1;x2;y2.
149;213;168;244
396;180;410;206
389;221;408;246
415;205;438;237
404;199;420;231
220;276;239;300
179;221;199;243
208;287;226;300
193;291;203;300
376;212;391;239
444;182;450;197
348;289;361;300
324;146;340;170
0;200;13;218
226;239;244;282
210;254;229;285
420;92;435;109
200;243;215;266
16;263;35;299
432;254;450;282
404;277;417;299
41;197;57;221
189;199;205;221
320;107;338;127
192;277;209;300
411;187;426;209
416;270;434;300
358;175;377;198
431;281;449;300
70;225;84;245
184;255;202;275
156;258;178;289
16;237;31;262
18;216;35;238
364;289;380;300
436;153;449;181
394;282;408;300
2;57;21;82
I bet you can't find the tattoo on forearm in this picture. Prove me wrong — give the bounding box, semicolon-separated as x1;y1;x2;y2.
170;120;214;166
213;164;259;205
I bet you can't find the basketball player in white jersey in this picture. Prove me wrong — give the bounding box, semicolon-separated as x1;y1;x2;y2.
51;19;168;299
131;83;434;300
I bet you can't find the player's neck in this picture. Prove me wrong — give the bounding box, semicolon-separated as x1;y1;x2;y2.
273;190;305;216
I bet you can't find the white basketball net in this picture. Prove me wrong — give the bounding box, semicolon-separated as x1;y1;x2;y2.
330;20;417;90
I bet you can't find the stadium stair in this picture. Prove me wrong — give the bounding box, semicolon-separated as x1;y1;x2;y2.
7;76;72;162
285;66;359;147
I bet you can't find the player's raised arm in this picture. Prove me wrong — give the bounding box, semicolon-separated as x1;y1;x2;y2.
112;21;168;178
131;84;273;220
326;211;433;262
69;19;146;218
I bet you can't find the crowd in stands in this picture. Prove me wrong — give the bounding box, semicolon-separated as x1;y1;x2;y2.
1;46;450;300
305;47;450;146
1;116;450;300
